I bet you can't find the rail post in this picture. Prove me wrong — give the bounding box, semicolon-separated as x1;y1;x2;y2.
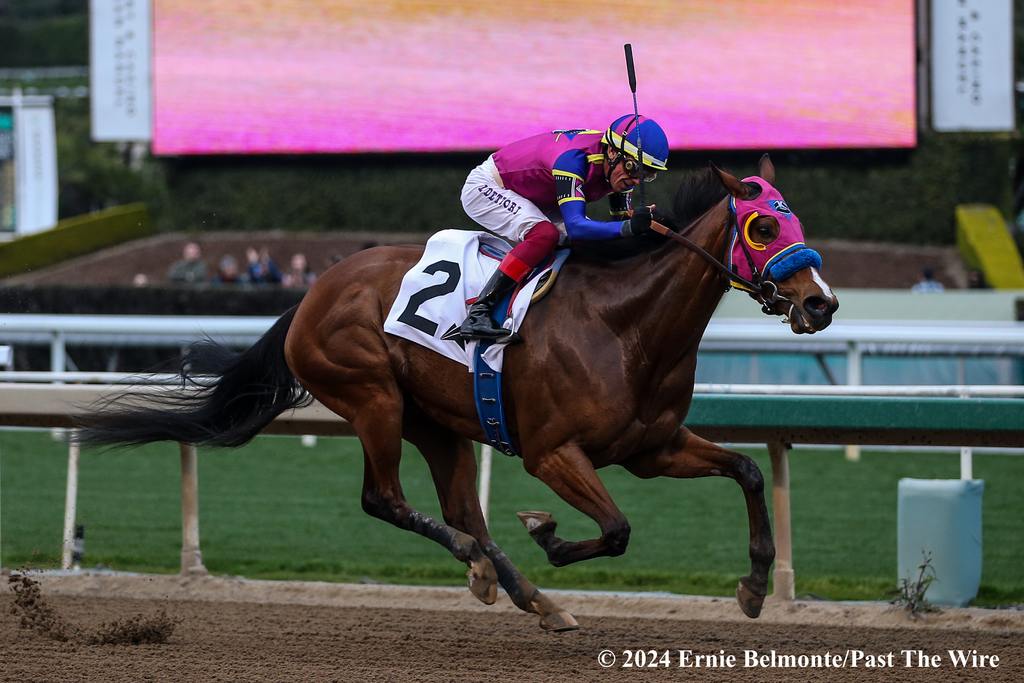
959;389;973;479
49;330;66;373
478;444;493;528
179;442;207;574
768;440;795;600
845;341;862;462
60;440;80;570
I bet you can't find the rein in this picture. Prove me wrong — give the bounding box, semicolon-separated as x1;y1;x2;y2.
649;209;789;315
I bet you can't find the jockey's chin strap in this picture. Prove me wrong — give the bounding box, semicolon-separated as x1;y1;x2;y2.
604;145;629;187
648;211;791;317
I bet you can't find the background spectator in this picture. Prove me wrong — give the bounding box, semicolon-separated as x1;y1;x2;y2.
167;242;207;284
246;246;282;285
282;252;316;288
212;254;248;286
966;269;989;289
911;267;945;293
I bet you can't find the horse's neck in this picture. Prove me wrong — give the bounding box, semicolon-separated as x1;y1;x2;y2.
636;200;732;362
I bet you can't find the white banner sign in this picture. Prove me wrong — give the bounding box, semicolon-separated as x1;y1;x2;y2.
91;0;152;141
13;104;58;235
931;0;1014;132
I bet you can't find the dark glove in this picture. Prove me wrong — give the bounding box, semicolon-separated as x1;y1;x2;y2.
625;206;653;236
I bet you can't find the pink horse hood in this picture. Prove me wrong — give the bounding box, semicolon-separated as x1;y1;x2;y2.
727;176;822;287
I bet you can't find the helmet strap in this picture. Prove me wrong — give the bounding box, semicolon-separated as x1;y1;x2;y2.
604;145;624;184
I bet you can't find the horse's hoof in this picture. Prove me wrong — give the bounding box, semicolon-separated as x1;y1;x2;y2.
539;610;579;632
467;557;498;605
528;590;578;631
736;579;766;619
516;510;556;536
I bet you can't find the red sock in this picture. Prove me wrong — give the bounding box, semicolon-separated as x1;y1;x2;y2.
497;221;559;282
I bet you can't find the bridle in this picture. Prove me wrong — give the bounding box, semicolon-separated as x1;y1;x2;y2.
648;199;794;317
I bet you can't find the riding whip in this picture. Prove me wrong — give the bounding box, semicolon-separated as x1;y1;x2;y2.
623;43;645;213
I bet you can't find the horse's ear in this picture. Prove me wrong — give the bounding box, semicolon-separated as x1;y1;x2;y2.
758;153;776;184
711;162;753;199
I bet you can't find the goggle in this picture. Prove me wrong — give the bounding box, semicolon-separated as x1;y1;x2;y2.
622;156;657;183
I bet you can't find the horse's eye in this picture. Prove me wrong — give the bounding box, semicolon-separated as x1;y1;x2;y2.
758;224;773;238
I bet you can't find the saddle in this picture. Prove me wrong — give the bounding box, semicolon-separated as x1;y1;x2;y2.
476;239;565;309
382;230;571;456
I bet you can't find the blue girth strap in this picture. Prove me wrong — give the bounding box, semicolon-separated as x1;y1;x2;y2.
471;249;570;457
473;343;518;456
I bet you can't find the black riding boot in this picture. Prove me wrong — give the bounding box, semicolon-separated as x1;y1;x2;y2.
460;270;519;340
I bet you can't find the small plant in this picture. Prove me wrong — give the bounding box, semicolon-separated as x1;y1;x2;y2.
890;551;941;618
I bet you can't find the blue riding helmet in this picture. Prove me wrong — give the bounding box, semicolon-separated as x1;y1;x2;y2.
602;114;669;171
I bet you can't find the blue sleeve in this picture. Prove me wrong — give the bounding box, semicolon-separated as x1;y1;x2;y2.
551;150;627;241
558;201;628;240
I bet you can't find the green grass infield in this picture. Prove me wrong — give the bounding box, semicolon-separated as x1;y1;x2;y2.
2;430;1020;607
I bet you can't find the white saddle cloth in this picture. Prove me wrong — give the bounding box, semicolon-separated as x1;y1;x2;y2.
383;229;550;372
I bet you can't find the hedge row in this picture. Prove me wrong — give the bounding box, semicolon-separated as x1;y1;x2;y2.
55;99;170;219
0;203;151;278
158;133;1016;245
0;15;87;67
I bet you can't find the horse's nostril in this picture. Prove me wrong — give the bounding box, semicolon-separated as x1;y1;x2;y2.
803;296;830;318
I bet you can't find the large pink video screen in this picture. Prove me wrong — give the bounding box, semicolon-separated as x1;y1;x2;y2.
153;1;916;155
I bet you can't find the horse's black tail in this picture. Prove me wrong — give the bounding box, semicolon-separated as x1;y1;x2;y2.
75;306;312;449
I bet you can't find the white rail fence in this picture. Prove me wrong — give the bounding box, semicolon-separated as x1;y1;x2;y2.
5;313;1021;461
3;314;1024;379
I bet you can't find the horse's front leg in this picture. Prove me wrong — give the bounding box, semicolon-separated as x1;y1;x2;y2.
517;443;632;566
622;427;775;619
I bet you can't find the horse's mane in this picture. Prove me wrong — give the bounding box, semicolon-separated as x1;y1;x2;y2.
672;166;728;226
570;166;727;262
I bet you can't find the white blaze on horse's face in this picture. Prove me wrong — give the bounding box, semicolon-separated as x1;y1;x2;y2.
775;268;839;333
810;268;834;300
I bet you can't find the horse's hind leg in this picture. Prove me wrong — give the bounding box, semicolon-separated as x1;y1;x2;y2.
404;416;578;631
320;391;498;604
623;427;775;619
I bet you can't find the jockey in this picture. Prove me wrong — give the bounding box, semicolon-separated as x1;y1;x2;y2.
459;114;669;340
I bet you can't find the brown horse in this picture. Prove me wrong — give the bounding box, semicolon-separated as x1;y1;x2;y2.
79;155;838;631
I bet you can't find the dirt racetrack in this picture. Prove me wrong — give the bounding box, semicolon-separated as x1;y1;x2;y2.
2;573;1022;682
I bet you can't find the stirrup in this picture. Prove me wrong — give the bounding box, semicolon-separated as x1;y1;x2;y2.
460;309;520;342
460;318;512;341
465;328;522;344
